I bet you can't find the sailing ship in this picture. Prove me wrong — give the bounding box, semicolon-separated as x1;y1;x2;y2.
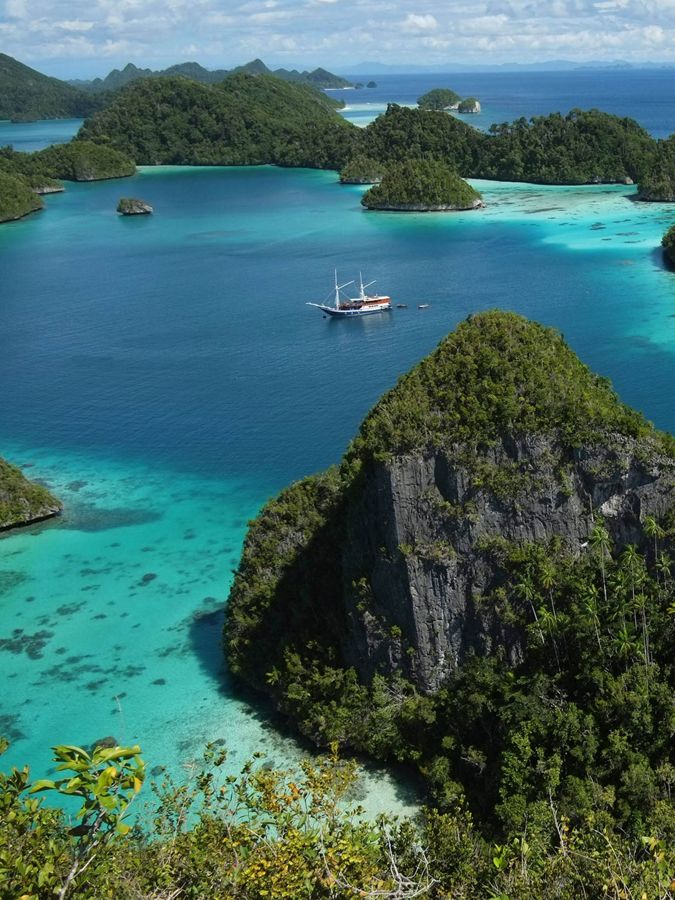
307;272;392;318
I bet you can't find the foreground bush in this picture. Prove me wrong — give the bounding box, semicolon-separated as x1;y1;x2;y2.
2;737;674;898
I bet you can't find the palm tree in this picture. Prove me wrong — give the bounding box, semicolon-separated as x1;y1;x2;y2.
590;523;611;608
515;574;545;645
613;624;637;665
643;515;665;569
581;583;603;652
621;544;640;628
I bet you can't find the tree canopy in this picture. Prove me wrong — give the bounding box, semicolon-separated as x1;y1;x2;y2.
77;74;357;169
418;87;462;110
0;170;43;222
0;53;105;122
361;159;482;210
663;224;675;266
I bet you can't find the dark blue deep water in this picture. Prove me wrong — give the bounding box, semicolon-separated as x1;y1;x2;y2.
335;69;675;136
1;75;675;809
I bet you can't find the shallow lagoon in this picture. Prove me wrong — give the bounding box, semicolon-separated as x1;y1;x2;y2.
1;163;674;814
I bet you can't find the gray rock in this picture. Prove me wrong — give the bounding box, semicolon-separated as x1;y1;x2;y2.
335;433;675;692
117;197;153;215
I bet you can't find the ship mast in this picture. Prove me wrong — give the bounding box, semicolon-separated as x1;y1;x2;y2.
358;272;376;301
334;270;354;309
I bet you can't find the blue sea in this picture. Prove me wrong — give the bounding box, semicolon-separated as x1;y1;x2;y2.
335;69;675;135
1;71;675;816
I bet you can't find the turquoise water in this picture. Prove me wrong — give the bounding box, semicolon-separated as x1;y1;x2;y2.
1;161;675;814
0;118;83;152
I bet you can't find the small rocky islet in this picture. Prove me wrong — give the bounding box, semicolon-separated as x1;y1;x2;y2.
116;197;153;215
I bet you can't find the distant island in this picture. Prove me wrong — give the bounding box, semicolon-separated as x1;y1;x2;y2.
458;97;481;113
0;52;352;123
70;58;352;94
418;87;481;114
361;159;484;211
0;457;61;530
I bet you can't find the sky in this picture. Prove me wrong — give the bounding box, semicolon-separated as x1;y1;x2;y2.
2;0;675;78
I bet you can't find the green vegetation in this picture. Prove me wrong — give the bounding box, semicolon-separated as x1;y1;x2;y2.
226;312;675;853
359;103;483;173
0;457;60;527
65;69;673;197
0;170;43;222
0;53;104;122
663;224;675;266
34;141;135;181
638;135;675;201
3;738;674;897
417;87;462;110
339;155;385;183
77;58;352;93
458;97;480;113
354;105;664;188
77;74;356;169
480;109;655;184
0;141;134;193
346;311;660;461
361;159;482;210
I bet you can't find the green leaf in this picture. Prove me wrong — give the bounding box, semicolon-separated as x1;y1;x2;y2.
27;779;56;794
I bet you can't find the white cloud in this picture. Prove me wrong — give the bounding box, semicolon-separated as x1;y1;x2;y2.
4;0;675;76
401;12;438;31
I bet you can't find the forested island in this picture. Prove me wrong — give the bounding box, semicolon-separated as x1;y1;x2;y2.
418;87;481;114
0;142;135;221
361;159;483;210
77;74;354;168
0;457;60;529
226;310;675;888
70;58;352;93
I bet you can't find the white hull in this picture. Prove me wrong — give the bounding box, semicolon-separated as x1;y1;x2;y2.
311;303;391;317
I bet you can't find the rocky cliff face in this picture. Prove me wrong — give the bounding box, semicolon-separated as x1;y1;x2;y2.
226;312;675;698
338;433;674;692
